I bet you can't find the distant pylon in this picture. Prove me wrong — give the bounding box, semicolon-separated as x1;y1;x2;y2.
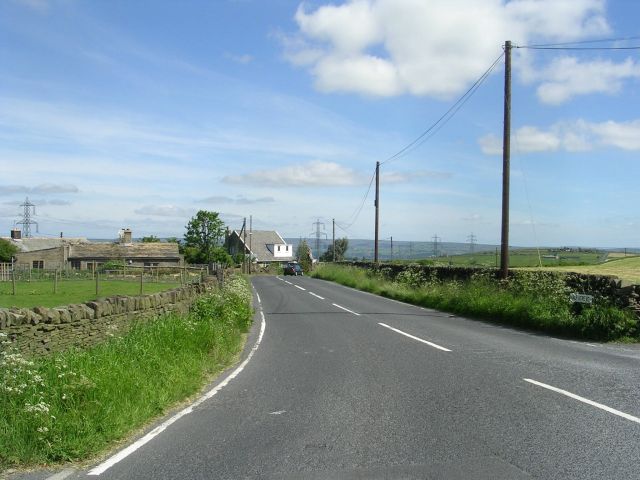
17;197;38;238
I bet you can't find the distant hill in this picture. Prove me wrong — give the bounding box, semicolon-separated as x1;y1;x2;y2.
285;238;499;261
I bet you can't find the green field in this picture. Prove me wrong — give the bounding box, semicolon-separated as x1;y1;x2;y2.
0;279;181;308
410;249;604;268
522;256;640;285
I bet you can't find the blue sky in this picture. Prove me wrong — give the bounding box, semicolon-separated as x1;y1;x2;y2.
1;0;639;248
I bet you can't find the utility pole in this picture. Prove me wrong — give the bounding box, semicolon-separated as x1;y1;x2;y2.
374;161;380;263
332;218;336;262
390;236;393;261
432;235;440;258
249;215;252;274
500;40;512;279
17;197;38;238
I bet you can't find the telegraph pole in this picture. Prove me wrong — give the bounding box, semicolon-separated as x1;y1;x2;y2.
374;161;380;263
249;215;253;274
500;40;512;279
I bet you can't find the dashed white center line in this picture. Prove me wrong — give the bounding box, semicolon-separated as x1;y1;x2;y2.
284;280;292;285
276;277;284;282
309;292;325;300
524;378;640;424
332;303;360;316
378;323;451;352
256;293;261;303
294;285;306;291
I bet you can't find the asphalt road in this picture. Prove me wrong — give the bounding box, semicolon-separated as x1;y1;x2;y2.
34;275;640;479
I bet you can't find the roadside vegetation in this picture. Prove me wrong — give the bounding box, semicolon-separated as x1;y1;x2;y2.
0;279;181;308
312;264;638;342
0;275;253;470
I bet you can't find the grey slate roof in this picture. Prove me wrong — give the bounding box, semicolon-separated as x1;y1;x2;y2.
2;237;89;252
230;230;293;262
69;243;180;260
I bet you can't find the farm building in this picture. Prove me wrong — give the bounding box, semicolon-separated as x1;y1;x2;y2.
3;229;183;270
225;229;294;264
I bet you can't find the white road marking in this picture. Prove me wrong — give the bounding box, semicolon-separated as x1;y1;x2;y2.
309;292;325;300
269;410;286;415
294;285;306;291
284;280;292;285
332;303;360;316
378;323;452;352
524;378;640;425
256;292;261;304
276;277;284;282
88;310;268;475
45;469;76;480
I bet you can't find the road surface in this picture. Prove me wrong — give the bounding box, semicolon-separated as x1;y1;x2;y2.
29;275;640;479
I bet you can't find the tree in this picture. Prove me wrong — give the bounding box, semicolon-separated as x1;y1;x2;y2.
296;240;313;273
141;235;160;243
320;237;349;262
183;210;226;264
0;238;18;263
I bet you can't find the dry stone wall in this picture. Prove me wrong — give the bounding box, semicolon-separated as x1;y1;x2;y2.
0;282;215;356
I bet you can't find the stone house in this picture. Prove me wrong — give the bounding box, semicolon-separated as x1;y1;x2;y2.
5;229;183;270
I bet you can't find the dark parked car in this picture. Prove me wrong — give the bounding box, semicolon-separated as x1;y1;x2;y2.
283;262;303;276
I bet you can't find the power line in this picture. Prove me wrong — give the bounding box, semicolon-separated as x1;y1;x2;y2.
517;35;640;48
516;45;640;50
338;166;377;230
380;51;505;166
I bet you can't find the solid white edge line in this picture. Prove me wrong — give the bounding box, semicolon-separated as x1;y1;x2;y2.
524;378;640;424
378;323;451;352
332;303;360;316
294;285;306;291
87;310;267;475
284;280;292;285
256;292;261;304
309;292;325;300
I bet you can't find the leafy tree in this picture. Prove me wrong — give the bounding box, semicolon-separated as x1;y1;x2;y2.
183;210;226;264
166;237;180;244
296;240;313;273
320;237;349;262
141;235;160;243
0;238;18;263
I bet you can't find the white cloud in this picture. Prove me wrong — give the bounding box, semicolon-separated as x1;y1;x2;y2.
535;57;640;105
479;119;640;154
285;0;609;98
382;170;452;183
199;195;275;205
134;205;192;217
222;161;365;187
0;183;79;195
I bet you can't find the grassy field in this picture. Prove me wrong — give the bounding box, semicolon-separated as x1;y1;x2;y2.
0;279;181;308
417;249;604;268
312;264;638;341
0;275;252;469
521;256;640;284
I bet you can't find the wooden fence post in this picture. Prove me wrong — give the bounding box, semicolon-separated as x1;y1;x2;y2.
95;271;99;296
54;269;58;294
139;267;144;295
12;268;16;295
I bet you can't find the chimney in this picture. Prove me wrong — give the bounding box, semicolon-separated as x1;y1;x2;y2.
11;228;21;240
122;228;132;244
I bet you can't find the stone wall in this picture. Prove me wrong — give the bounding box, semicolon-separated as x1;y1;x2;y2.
342;262;640;318
0;282;215;356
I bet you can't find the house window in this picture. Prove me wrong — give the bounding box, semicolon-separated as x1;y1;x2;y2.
277;246;281;252
32;260;44;269
71;260;81;270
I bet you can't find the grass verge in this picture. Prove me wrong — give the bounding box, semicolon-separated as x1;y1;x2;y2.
0;280;182;308
312;264;638;342
0;275;252;470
